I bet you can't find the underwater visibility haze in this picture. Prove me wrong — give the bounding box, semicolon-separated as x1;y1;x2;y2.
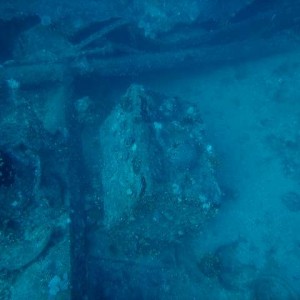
0;0;300;299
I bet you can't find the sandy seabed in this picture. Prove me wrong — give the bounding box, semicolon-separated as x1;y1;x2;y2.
140;50;300;298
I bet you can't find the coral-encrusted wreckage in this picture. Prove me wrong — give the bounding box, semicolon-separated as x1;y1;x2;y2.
0;81;221;298
94;85;221;298
0;0;300;298
100;85;220;234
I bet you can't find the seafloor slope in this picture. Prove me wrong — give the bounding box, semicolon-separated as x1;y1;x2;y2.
143;50;300;298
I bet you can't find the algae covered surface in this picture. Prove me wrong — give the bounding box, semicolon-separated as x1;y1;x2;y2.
0;1;300;299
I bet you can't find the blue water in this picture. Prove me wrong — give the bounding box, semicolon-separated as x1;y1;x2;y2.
0;1;300;299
